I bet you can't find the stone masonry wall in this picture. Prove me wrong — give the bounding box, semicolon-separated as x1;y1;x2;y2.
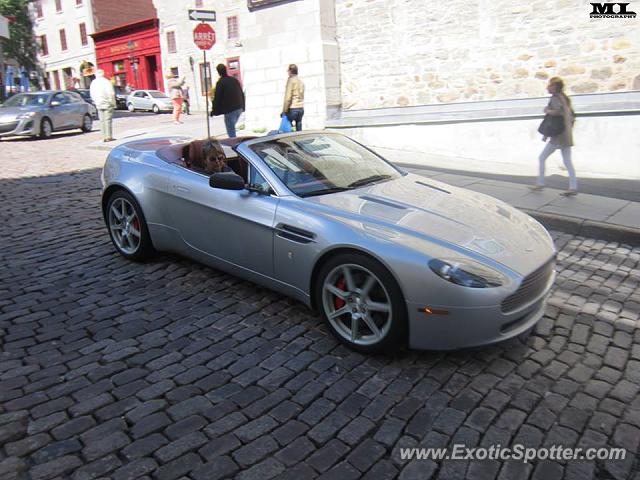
335;0;640;110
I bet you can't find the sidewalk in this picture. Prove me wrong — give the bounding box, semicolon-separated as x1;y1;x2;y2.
88;114;640;246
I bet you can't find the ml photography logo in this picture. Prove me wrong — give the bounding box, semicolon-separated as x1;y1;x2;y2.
590;2;637;18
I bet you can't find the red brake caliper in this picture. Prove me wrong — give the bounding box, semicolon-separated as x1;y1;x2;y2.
334;277;346;309
132;218;140;231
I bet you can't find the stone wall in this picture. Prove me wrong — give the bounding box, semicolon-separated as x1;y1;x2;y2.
335;0;639;110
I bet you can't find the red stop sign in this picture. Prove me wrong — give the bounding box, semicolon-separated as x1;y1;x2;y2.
193;23;216;50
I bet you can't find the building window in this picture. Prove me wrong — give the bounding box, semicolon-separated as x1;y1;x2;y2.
52;70;61;90
170;67;179;77
76;0;83;5
59;29;67;51
36;0;43;17
40;35;49;56
195;0;203;6
166;31;176;54
227;16;238;40
199;62;211;95
79;23;88;46
55;0;62;12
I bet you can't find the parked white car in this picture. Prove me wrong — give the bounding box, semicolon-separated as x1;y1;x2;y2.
126;90;173;113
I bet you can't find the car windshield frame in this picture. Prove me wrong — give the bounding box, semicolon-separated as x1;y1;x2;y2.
148;91;169;99
2;93;51;107
248;133;404;197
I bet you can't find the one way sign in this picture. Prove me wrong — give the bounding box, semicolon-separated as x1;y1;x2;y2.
188;9;216;22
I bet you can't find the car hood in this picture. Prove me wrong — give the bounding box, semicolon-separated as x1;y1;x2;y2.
304;173;554;275
0;106;44;121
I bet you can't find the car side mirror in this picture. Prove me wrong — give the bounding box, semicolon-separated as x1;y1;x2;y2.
209;172;245;190
50;100;61;107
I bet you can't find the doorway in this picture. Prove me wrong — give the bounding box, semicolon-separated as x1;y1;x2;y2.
146;56;158;90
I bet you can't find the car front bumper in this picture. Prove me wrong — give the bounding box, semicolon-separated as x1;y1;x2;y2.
0;118;38;138
406;271;555;350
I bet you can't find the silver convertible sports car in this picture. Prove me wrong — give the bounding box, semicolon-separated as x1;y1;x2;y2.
101;132;556;352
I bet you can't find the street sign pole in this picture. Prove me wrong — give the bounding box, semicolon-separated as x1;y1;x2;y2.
204;48;210;139
193;21;216;139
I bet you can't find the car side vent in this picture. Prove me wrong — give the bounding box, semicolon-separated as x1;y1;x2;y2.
415;180;450;194
275;224;316;244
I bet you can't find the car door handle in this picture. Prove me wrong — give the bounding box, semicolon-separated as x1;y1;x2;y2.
172;185;190;193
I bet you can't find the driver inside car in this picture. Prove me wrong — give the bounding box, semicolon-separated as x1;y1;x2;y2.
203;140;232;174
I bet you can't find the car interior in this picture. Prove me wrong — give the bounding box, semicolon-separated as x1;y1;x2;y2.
158;137;258;183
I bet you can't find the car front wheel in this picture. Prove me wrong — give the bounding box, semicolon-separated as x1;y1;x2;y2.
127;103;135;112
81;114;93;132
106;190;154;261
39;118;52;139
152;104;160;114
316;253;407;353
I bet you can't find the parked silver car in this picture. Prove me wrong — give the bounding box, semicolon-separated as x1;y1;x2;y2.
126;90;173;113
101;132;556;352
0;91;93;139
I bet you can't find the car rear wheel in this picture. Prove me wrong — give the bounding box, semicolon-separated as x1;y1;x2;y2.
106;190;154;261
39;118;52;139
152;104;160;114
127;103;135;112
316;253;407;353
81;114;93;132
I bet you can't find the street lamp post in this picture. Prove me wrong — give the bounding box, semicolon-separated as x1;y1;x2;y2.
127;40;140;89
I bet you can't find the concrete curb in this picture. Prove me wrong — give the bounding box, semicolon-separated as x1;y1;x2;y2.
524;210;640;247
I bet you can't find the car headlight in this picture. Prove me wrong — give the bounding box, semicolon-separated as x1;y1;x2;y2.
17;112;36;120
429;258;506;288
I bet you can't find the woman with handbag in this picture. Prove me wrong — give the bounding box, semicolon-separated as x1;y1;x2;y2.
531;77;578;196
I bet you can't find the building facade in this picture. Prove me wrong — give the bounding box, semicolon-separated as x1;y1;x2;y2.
92;19;163;91
152;0;340;130
31;0;98;89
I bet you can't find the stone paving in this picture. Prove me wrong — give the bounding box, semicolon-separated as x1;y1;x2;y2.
0;126;639;480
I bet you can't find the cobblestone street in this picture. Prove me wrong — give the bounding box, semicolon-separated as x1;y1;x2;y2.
0;127;639;480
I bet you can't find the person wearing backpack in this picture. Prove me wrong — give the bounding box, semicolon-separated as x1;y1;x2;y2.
531;76;577;196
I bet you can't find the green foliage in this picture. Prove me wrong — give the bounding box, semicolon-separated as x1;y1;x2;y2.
252;127;267;133
0;0;37;70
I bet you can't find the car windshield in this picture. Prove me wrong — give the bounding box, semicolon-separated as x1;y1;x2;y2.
250;134;402;197
149;91;169;98
3;93;50;107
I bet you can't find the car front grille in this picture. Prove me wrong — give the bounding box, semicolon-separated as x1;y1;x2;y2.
501;260;555;313
0;122;18;133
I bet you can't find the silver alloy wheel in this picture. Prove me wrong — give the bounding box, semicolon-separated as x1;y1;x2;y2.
128;103;135;112
41;119;52;137
322;263;393;346
152;104;159;113
108;197;142;255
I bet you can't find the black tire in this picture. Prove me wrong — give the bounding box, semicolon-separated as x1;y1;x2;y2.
152;104;160;114
39;118;52;139
314;252;407;353
105;190;155;261
81;114;93;132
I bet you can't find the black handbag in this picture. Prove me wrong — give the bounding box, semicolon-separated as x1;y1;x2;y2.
538;114;565;137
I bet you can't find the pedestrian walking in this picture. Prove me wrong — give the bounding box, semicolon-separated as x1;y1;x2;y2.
89;69;116;142
165;71;186;125
532;76;578;196
182;86;191;115
210;64;245;138
282;64;305;131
